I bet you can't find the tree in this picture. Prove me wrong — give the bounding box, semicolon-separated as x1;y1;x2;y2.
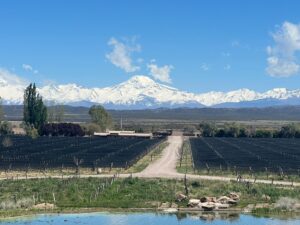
224;123;240;137
198;122;216;137
278;124;298;138
23;83;47;131
88;105;112;131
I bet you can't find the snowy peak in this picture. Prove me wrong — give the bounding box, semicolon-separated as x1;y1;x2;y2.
1;72;300;108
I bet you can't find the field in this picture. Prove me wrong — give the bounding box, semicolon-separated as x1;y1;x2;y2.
190;138;300;175
0;136;164;170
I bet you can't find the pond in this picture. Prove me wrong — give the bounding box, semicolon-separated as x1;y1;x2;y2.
1;212;299;225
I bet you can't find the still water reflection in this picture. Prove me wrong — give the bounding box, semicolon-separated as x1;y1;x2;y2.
1;212;299;225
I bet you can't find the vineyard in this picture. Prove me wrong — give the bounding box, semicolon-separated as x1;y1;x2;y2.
190;138;300;175
0;136;164;170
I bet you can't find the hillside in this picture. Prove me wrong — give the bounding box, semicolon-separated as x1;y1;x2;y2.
4;105;300;122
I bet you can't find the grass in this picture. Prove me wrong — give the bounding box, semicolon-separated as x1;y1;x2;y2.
177;139;300;182
0;177;299;215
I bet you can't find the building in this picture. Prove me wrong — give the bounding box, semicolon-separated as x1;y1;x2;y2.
94;130;153;138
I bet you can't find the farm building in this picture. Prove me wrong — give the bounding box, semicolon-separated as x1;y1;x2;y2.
94;130;153;138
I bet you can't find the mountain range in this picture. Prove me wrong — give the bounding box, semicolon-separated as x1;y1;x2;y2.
1;75;300;108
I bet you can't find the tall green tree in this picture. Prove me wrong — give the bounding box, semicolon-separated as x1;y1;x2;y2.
88;105;112;131
23;83;47;130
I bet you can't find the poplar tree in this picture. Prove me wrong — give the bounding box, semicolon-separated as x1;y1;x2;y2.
23;83;47;130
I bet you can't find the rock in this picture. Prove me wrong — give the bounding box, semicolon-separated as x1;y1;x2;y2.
96;168;102;174
163;208;178;213
201;202;216;211
228;192;240;201
262;194;271;201
243;204;254;213
188;199;201;207
200;196;217;203
216;196;232;204
160;202;170;209
255;203;270;209
171;203;178;208
294;203;300;209
215;202;230;209
228;199;238;205
32;203;55;210
176;193;187;202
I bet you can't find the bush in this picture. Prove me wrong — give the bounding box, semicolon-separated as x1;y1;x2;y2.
0;121;12;135
274;197;300;211
0;197;34;210
25;125;39;139
40;123;84;137
81;123;101;135
2;137;13;147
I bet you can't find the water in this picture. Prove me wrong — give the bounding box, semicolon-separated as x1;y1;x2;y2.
1;212;299;225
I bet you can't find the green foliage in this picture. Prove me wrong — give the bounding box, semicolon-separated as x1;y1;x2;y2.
2;136;13;147
0;178;299;210
0;121;12;135
198;122;217;137
254;129;273;138
23;83;47;131
81;123;101;135
88;105;112;131
24;125;39;139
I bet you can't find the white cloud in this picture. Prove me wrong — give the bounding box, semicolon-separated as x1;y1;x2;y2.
0;67;28;86
200;63;209;71
147;63;173;84
266;21;300;77
221;52;231;57
231;40;240;47
106;37;140;73
22;64;32;71
224;64;231;70
22;64;39;74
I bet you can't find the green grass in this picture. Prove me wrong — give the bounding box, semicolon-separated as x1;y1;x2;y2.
0;177;299;211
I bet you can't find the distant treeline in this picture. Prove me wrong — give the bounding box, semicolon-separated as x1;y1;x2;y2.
198;122;300;138
4;105;300;121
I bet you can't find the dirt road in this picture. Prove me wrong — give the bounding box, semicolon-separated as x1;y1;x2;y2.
137;135;182;178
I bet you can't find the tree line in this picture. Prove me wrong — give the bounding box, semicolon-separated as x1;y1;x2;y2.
198;122;300;138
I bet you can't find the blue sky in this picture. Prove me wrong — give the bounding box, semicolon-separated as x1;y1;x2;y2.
1;0;300;93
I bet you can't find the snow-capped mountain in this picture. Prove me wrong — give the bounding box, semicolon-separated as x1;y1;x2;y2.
1;74;300;108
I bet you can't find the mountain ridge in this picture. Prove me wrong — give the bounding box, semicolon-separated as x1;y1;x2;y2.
1;74;300;108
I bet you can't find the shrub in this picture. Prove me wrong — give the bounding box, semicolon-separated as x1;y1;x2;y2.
40;123;84;137
81;123;101;135
274;197;300;211
0;197;34;210
2;137;13;147
0;121;12;135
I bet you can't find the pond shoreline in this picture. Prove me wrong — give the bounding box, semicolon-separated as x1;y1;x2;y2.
1;207;300;221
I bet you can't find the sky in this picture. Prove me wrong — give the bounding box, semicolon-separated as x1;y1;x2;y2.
1;0;300;93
